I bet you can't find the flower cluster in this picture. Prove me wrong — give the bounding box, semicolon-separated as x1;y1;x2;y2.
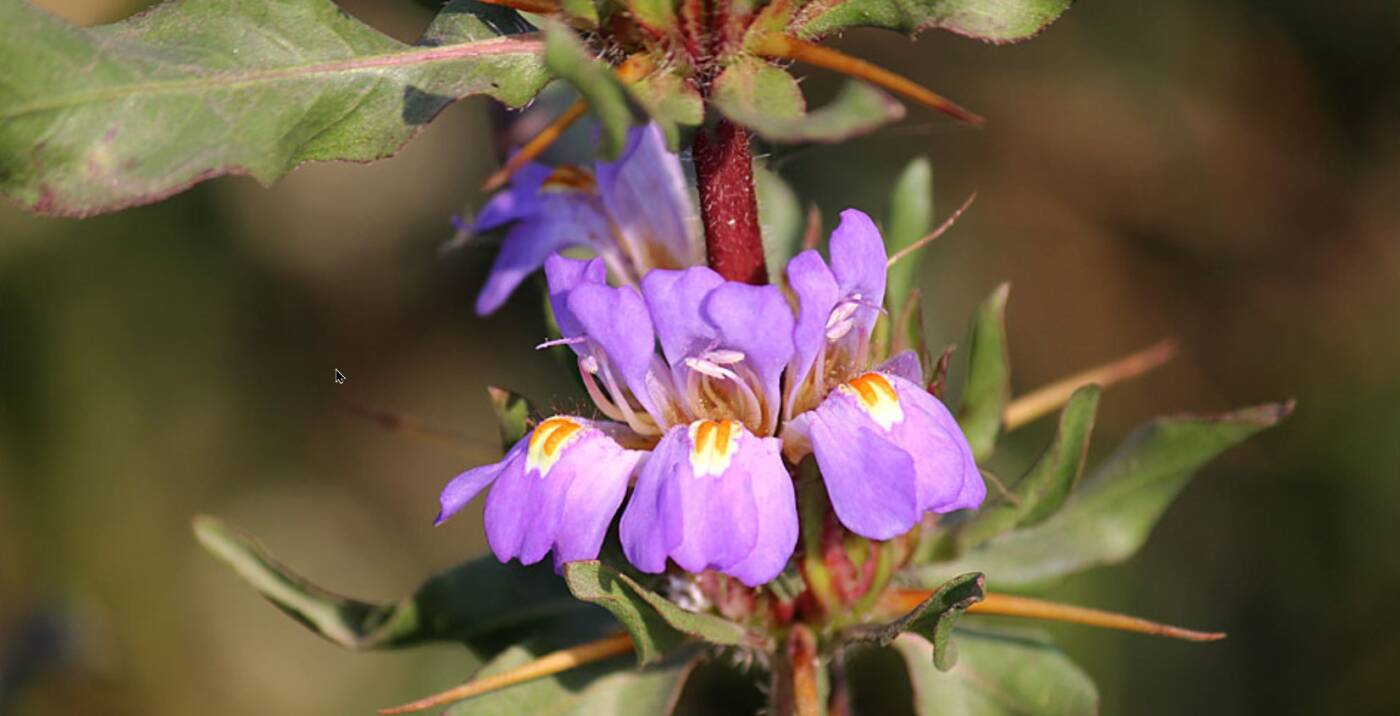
441;174;983;585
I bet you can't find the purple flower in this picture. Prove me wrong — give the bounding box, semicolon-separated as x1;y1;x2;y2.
471;124;702;315
783;371;984;540
437;416;643;566
619;420;797;587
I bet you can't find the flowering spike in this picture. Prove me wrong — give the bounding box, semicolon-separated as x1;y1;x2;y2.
1004;339;1179;430
885;193;977;269
752;34;985;127
377;632;635;714
882;590;1224;642
482;100;588;192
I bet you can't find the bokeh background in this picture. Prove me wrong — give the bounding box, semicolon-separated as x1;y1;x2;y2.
3;0;1399;713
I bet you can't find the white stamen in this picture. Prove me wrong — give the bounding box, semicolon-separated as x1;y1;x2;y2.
535;335;588;350
826;301;860;329
580;355;600;374
826;318;855;341
705;349;746;365
684;357;739;381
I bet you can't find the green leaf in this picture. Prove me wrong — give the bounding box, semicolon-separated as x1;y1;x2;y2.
487;386;535;451
886;158;934;313
442;641;694;716
626;0;679;35
0;0;548;217
563;561;751;664
797;0;1075;44
851;572;984;671
755;162;803;285
957;284;1011;462
559;0;601;26
888;628;1098;716
541;21;636;159
623;68;704;150
909;401;1294;591
958;385;1100;547
193;516;601;666
712;59;905;143
712;57;806;121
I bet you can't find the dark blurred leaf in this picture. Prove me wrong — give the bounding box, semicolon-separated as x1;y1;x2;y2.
0;0;548;217
564;561;751;663
958;385;1101;547
910;402;1294;591
712;60;904;143
851;572;984;671
193;516;602;665
957;284;1011;462
886;158;934;313
442;641;694;716
487;386;534;451
797;0;1075;44
542;21;636;159
889;627;1098;715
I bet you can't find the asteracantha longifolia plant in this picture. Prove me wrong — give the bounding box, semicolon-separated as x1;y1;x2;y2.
3;0;1292;713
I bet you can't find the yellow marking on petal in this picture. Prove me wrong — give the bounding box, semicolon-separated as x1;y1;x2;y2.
839;373;904;431
526;416;585;477
541;164;597;193
688;419;741;477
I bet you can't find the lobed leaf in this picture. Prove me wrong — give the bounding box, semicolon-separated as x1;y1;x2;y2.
910;401;1294;591
957;385;1100;547
0;0;548;217
796;0;1075;44
957;284;1011;462
193;516;603;668
850;572;984;671
711;59;905;143
886;628;1098;715
563;561;751;665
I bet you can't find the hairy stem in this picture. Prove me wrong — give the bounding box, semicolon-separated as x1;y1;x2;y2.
693;119;768;284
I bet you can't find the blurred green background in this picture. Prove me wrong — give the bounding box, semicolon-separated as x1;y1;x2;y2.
3;0;1398;714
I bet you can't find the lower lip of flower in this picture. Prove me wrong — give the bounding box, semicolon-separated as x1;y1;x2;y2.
526;416;586;476
839;372;905;430
688;419;741;477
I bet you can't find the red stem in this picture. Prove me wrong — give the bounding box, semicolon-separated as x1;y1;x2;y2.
693;119;768;284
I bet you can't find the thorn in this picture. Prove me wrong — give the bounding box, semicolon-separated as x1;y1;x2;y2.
340;399;494;460
1003;339;1179;430
378;632;635;714
482;100;589;193
886;193;977;268
882;590;1226;642
753;34;985;127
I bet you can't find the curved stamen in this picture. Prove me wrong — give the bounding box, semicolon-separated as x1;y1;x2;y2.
579;358;631;424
